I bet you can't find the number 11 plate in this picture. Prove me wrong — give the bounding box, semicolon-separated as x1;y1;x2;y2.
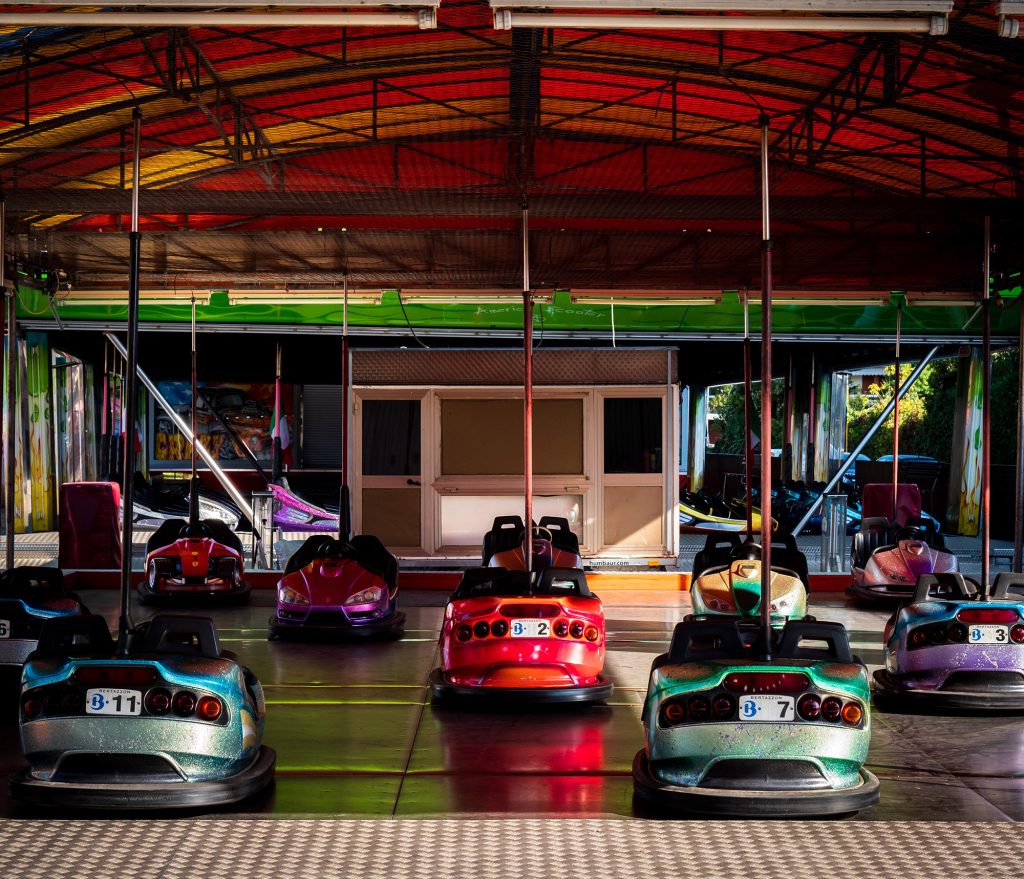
739;695;795;722
86;688;142;716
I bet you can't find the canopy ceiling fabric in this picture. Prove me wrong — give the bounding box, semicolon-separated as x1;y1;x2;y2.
0;1;1022;299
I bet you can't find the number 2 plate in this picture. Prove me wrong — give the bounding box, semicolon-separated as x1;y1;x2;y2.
969;625;1009;644
510;619;550;638
85;688;142;716
739;695;795;722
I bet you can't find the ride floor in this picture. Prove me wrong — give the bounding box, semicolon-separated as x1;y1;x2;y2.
2;589;1024;878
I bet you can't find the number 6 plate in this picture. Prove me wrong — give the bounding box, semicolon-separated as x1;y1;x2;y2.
85;688;142;716
739;695;795;722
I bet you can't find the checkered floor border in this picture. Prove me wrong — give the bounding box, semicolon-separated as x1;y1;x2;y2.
1;818;1020;879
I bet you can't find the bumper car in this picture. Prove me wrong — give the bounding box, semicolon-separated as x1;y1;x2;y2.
484;515;582;571
849;517;956;602
633;617;880;816
689;535;809;624
0;568;88;668
139;517;250;606
11;613;275;809
268;535;404;640
873;572;1024;711
429;566;613;704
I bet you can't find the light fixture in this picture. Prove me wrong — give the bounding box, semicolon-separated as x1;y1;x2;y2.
0;0;438;28
227;289;382;306
572;296;718;306
491;0;950;34
996;1;1024;37
58;290;213;306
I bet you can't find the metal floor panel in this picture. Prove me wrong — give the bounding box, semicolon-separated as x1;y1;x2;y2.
1;818;1022;879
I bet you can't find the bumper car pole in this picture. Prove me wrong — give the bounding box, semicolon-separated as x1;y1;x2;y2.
982;215;991;589
759;115;773;659
117;107;142;653
339;275;351;541
2;194;11;573
522;203;533;579
892;303;901;523
1015;272;1024;574
743;288;753;538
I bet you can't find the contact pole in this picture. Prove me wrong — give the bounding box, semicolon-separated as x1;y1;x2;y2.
1015;295;1024;573
339;276;351;541
892;303;901;523
2;195;12;573
272;342;282;483
117;108;142;652
759;116;773;660
743;289;753;537
522;205;533;577
982;216;991;588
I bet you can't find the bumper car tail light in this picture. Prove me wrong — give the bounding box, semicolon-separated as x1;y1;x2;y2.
77;665;157;687
723;672;810;694
345;586;383;605
797;694;821;720
491;620;509;637
172;690;197;718
145;688;172;716
553;621;568;637
841;702;863;725
821;696;842;721
947;623;968;643
22;694;42;720
473;621;490;638
958;608;1019;624
1012;625;1024;644
584;625;599;642
61;690;84;713
711;694;735;719
569;622;585;639
197;696;223;721
456;624;472;642
660;700;686;726
909;628;929;649
687;695;710;721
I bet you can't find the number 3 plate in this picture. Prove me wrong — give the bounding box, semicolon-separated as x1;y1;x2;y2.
969;625;1008;644
739;695;795;722
85;688;142;716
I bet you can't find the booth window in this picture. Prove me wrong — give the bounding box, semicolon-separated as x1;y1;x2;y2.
604;398;661;473
362;400;420;475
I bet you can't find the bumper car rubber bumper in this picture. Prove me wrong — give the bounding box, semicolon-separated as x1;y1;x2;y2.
846;581;912;603
10;745;276;811
873;669;1024;712
428;667;613;704
267;611;406;640
136;581;252;607
631;750;880;817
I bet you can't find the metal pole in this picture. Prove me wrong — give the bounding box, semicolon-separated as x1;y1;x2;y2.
339;276;351;541
982;216;991;588
272;342;282;482
743;289;754;537
522;205;533;576
188;294;198;524
1015;296;1024;574
1;197;11;572
117;108;141;652
759;117;773;660
892;303;901;523
806;352;816;483
792;346;941;536
104;332;255;525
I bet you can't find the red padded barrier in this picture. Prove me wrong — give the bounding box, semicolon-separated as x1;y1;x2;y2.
58;482;122;569
861;483;922;528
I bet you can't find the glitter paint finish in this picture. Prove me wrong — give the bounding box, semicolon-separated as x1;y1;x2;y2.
882;600;1024;688
19;655;266;783
852;540;959;600
0;597;86;667
690;561;807;622
642;659;871;789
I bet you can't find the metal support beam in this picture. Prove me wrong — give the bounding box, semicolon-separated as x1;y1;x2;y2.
792;345;940;536
104;332;255;526
759;117;773;660
2;197;11;571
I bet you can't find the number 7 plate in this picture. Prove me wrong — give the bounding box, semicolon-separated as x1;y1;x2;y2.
739;695;795;722
86;688;142;716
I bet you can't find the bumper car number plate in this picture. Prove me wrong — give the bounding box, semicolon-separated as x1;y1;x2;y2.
511;620;550;638
0;619;9;638
969;625;1009;644
739;695;794;722
86;688;142;715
